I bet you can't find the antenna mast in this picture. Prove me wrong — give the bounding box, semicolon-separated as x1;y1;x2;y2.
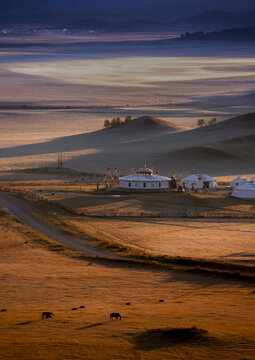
57;153;64;168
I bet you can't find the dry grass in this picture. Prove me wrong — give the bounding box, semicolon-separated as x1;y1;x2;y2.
52;216;255;265
0;212;255;360
2;182;101;193
11;191;253;279
38;190;255;218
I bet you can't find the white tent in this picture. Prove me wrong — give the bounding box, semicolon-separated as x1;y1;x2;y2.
181;174;218;190
232;182;255;199
230;175;248;188
120;167;169;190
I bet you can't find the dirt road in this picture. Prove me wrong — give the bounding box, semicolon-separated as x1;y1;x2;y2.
0;191;121;259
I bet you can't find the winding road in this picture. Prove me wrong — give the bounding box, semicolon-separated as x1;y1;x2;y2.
0;191;122;259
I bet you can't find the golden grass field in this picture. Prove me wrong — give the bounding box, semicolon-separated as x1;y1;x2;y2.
63;217;255;263
3;183;255;263
0;209;255;360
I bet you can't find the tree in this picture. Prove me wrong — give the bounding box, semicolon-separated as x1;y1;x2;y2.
110;117;121;127
197;119;205;127
110;118;117;127
104;119;110;128
125;115;132;122
208;117;216;126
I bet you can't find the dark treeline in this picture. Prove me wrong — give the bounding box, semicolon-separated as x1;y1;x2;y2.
180;27;255;41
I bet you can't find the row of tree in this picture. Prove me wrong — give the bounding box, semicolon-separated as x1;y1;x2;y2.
197;117;217;127
104;116;132;129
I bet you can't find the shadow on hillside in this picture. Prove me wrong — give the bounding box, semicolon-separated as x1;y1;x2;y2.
49;190;255;215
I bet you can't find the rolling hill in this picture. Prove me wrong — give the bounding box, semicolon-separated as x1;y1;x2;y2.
0;113;254;176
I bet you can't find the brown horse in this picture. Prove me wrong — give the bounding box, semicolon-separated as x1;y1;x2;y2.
41;312;54;319
110;312;121;320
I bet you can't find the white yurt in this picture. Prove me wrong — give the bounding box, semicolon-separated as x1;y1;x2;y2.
230;175;248;188
181;174;218;190
232;182;255;199
119;167;169;190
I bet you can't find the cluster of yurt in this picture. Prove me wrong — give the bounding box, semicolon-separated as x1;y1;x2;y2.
119;167;169;190
119;164;255;199
231;176;255;199
181;174;218;190
119;166;218;192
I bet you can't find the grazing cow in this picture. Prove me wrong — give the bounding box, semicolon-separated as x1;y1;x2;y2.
72;308;77;311
110;312;121;321
159;299;164;303
125;302;131;306
41;312;54;319
1;309;7;312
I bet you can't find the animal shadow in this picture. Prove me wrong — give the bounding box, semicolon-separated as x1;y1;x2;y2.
15;320;39;326
76;322;105;330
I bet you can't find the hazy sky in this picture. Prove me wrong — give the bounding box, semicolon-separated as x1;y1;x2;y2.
1;0;255;23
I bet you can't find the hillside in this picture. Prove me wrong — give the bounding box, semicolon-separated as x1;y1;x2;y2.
0;113;254;175
106;116;187;132
179;27;255;41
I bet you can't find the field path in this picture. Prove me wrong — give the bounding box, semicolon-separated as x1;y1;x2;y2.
0;191;122;259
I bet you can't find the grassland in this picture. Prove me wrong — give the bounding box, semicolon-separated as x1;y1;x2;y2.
0;209;254;360
6;182;253;264
37;189;255;218
3;182;255;264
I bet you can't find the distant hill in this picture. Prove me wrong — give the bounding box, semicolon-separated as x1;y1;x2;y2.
169;9;255;30
105;115;188;132
179;27;255;41
1;113;254;175
1;0;255;28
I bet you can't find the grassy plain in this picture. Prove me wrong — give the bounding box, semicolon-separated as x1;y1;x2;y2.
0;210;254;360
3;183;255;263
6;183;255;217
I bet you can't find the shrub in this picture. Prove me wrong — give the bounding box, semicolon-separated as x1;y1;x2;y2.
208;117;217;125
125;115;132;122
197;119;205;127
104;119;110;128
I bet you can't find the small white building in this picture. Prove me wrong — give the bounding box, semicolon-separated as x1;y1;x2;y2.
232;182;255;199
119;167;169;190
230;175;248;188
181;174;218;190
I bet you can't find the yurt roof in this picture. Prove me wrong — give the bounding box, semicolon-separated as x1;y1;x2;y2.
183;174;216;182
233;182;255;191
231;175;247;182
136;167;153;174
120;174;169;182
183;174;199;182
200;174;217;182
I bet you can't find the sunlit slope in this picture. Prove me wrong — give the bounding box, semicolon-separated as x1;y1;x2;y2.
0;113;254;175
